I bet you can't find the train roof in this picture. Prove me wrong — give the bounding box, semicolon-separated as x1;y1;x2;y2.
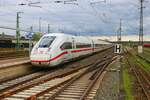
43;33;73;37
43;33;111;44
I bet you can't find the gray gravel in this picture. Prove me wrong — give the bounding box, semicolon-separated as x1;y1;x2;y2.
94;57;120;100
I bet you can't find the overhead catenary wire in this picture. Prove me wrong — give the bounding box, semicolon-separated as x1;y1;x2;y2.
33;0;116;34
0;0;111;35
21;0;110;27
1;0;148;36
89;4;108;23
0;0;109;34
40;6;92;34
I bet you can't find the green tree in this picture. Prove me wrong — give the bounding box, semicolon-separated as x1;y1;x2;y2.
32;32;41;41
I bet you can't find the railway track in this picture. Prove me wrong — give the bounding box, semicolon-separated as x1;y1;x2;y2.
0;71;49;91
0;47;114;99
125;50;150;100
0;54;114;100
137;54;150;63
0;63;92;99
39;59;111;100
144;49;150;54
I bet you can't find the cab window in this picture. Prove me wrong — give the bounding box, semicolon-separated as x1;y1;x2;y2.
39;36;56;48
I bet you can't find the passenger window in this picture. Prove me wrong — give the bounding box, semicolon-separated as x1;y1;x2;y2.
76;43;91;48
60;42;72;50
95;44;102;47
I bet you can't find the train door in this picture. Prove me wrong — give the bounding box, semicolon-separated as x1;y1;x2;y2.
66;37;73;60
60;39;73;62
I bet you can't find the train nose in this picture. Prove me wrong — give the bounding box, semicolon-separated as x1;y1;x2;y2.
30;48;52;67
30;54;51;67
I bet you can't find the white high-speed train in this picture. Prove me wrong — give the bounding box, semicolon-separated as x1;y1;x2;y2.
30;33;112;67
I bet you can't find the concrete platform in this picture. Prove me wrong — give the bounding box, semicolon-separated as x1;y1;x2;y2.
0;57;30;69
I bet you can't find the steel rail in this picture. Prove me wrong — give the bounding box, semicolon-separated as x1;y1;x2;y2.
131;66;150;100
136;68;150;89
137;54;150;64
0;72;49;93
0;47;114;99
0;62;93;99
79;60;111;100
125;49;150;100
26;56;113;100
45;56;114;100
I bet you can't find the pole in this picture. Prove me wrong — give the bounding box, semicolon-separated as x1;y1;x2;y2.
138;0;144;53
117;19;122;43
16;12;23;51
48;24;50;33
139;0;144;45
29;26;33;56
119;19;122;43
39;17;41;32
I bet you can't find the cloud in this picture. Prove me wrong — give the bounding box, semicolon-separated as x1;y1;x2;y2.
0;0;149;36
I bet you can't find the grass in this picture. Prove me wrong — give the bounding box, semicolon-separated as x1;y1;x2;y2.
123;68;134;100
129;48;150;72
144;48;150;56
122;47;149;100
135;56;150;72
144;47;150;52
122;57;134;100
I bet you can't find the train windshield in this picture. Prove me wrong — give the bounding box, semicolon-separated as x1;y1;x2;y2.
39;36;56;48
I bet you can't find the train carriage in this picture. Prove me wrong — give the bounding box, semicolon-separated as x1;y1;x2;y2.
30;33;111;67
144;44;150;47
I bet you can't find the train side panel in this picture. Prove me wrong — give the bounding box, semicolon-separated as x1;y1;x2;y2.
49;35;73;66
72;36;93;59
30;33;112;67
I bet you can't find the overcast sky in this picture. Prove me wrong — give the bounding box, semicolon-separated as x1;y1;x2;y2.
0;0;149;36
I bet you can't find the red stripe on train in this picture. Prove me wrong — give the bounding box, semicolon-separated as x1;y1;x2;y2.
71;48;92;53
31;48;93;62
31;51;68;62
